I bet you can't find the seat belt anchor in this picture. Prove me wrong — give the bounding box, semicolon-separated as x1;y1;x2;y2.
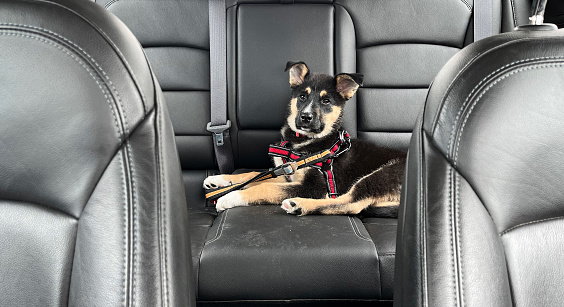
207;120;231;146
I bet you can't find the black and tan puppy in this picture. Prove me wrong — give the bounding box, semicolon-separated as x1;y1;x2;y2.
203;61;406;216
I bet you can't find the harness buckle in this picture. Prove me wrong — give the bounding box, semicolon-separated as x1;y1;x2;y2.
207;120;231;146
281;161;298;176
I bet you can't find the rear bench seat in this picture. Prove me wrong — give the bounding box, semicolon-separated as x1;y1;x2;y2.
94;0;528;304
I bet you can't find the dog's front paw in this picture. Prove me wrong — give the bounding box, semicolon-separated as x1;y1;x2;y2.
203;175;232;189
216;191;247;212
281;198;304;215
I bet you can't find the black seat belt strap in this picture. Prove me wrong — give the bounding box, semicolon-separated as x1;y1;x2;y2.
208;0;234;174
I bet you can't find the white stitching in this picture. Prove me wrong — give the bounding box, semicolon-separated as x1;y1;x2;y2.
454;62;564;164
448;168;458;305
156;98;170;307
455;173;464;306
205;210;229;245
117;151;127;307
104;0;121;9
348;216;373;242
126;140;138;307
447;56;564;161
460;0;472;11
501;216;564;235
1;23;131;135
0;31;123;141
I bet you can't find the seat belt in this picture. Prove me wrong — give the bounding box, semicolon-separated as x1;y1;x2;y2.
208;0;234;174
473;0;495;41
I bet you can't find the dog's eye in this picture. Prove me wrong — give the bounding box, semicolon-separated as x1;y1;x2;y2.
321;98;331;105
299;94;307;101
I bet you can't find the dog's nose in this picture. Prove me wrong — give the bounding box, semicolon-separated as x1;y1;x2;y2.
300;112;313;123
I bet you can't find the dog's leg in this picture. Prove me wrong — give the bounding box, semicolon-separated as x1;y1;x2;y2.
281;158;405;215
216;182;300;212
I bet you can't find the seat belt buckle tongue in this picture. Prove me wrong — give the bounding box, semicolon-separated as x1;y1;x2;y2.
207;120;231;146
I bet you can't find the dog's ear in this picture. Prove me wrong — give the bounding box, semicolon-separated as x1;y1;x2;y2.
334;73;363;100
284;61;310;88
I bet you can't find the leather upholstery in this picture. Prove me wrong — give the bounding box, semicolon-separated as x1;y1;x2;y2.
95;0;530;304
0;0;195;305
199;206;382;301
395;27;564;306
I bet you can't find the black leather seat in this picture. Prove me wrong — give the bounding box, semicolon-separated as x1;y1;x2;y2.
395;24;564;306
0;0;195;305
95;0;529;304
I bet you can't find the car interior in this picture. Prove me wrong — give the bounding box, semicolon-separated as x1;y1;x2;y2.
1;0;564;306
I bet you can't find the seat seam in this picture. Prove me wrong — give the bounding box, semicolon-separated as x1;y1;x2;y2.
447;56;564;162
1;23;132;135
117;151;128;307
348;216;373;242
22;2;149;113
104;0;120;9
460;0;472;11
205;209;229;245
501;216;564;235
156;85;170;307
454;62;564;165
448;167;459;306
455;173;465;306
0;29;122;142
432;37;564;142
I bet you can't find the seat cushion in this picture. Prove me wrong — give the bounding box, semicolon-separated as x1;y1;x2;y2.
196;205;395;303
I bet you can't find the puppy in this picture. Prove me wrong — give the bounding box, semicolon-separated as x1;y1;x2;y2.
203;61;406;216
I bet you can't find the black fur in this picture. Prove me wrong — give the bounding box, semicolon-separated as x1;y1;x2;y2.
279;61;406;217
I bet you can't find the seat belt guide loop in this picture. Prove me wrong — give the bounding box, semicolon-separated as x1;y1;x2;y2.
207;120;231;146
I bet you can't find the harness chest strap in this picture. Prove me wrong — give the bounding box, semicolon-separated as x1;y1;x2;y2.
268;130;350;199
204;130;351;201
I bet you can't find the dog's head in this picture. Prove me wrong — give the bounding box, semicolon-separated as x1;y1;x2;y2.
284;61;363;138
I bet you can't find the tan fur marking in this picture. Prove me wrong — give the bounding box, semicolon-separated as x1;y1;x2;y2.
316;106;342;138
306;87;311;94
240;183;299;204
320;90;327;97
287;98;301;133
288;194;398;215
216;172;259;185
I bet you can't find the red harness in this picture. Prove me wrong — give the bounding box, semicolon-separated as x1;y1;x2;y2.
204;130;351;203
268;130;351;198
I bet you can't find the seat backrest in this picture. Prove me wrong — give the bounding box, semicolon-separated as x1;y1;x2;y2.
97;0;527;208
0;0;194;305
395;25;564;306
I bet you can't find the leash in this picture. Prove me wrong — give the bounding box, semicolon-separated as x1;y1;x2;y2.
204;130;351;203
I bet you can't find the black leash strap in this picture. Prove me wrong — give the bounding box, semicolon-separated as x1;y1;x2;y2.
204;130;351;203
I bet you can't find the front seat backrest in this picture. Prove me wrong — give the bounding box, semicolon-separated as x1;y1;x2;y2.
395;25;564;306
0;0;195;305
